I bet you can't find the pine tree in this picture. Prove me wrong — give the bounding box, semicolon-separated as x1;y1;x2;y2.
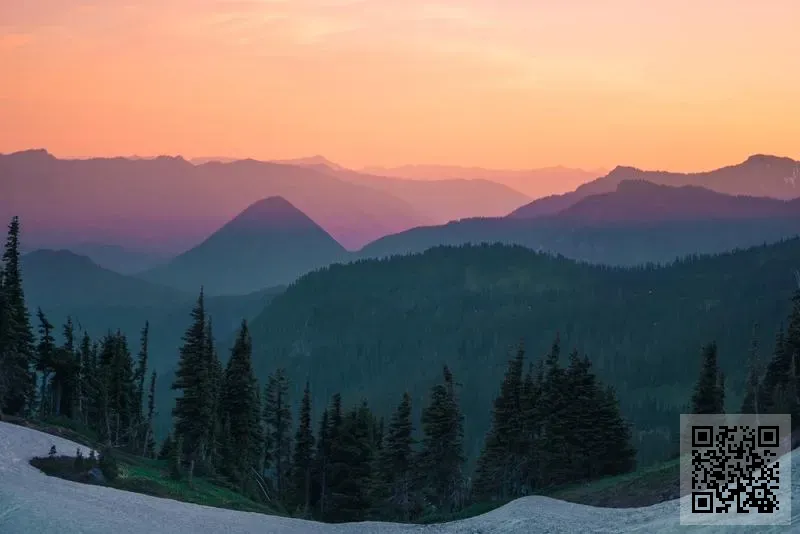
760;327;791;413
312;407;331;517
418;365;465;514
690;342;724;415
219;320;261;487
206;317;224;470
35;308;56;417
741;325;761;414
263;367;292;501
142;371;157;457
473;344;526;500
1;217;36;416
371;391;415;520
78;332;97;427
537;335;573;487
290;381;315;516
327;402;375;522
50;321;80;419
171;288;212;482
133;322;149;430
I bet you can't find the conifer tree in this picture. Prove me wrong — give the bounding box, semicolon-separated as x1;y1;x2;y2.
50;321;80;418
327;402;375;522
418;365;465;514
537;335;573;486
690;342;724;415
473;344;526;500
35;308;56;417
79;332;97;427
263;367;292;500
290;381;315;516
1;216;36;416
760;327;791;413
219;320;261;487
371;391;415;520
133;321;149;428
312;407;331;516
741;326;761;414
142;371;157;457
171;288;212;482
205;316;224;469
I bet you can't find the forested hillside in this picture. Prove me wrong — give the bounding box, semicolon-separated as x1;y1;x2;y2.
248;241;800;466
5;215;800;525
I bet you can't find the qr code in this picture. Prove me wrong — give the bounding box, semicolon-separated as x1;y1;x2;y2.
680;413;792;526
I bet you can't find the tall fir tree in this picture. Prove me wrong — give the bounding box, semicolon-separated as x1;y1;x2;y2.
133;321;149;429
35;308;56;417
206;316;224;469
741;325;761;414
171;288;213;482
263;367;292;501
690;342;724;415
219;320;262;488
290;381;315;516
417;365;465;514
312;407;331;517
371;391;416;520
1;216;36;416
143;370;157;457
327;402;375;522
473;344;526;500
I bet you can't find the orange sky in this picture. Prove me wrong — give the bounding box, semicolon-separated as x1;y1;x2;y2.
1;0;799;172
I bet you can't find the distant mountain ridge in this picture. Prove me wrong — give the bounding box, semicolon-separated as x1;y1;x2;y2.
510;154;800;218
357;180;800;266
555;180;800;224
363;163;602;199
0;149;429;253
138;196;348;296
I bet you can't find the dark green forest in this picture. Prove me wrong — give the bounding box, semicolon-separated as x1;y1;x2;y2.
3;215;800;523
248;240;800;466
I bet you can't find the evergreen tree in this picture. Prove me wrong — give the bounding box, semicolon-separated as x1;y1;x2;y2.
327;402;375;522
50;327;80;419
206;317;224;469
417;365;465;514
79;332;97;427
537;335;573;487
1;217;36;416
133;321;149;429
473;344;526;500
263;367;292;501
290;381;315;516
96;332;136;446
690;342;724;415
371;391;416;520
35;308;56;417
171;288;212;482
741;326;761;414
219;320;261;487
142;371;157;457
312;407;330;516
760;328;791;413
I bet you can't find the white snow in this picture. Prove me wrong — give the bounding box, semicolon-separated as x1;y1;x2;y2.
1;421;798;533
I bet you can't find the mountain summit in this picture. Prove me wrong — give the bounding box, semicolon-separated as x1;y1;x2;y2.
138;197;348;295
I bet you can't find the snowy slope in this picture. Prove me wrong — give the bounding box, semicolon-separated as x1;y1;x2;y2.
1;422;798;533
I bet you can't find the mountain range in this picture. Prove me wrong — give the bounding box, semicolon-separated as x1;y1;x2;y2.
361;164;604;199
510;154;800;218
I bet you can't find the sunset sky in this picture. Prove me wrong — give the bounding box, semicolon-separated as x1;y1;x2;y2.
1;0;799;172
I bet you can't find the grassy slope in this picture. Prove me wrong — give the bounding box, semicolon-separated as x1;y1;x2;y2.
8;416;283;516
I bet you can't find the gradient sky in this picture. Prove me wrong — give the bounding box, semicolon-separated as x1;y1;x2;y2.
1;0;799;172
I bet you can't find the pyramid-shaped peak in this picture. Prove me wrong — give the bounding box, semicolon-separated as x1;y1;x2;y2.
225;196;320;232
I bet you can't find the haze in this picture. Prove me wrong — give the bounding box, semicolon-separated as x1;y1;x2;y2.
1;0;799;177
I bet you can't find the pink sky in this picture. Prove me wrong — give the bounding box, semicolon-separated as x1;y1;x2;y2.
1;0;799;172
